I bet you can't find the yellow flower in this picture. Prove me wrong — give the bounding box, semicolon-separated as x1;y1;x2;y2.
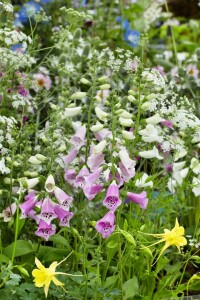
32;257;66;298
147;218;187;260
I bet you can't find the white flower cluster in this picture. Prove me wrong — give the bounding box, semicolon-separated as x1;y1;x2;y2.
9;94;34;112
0;116;17;174
0;28;32;49
0;48;36;70
143;2;162;32
0;2;13;12
142;69;166;90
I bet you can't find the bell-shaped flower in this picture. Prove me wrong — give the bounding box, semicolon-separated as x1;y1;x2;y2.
20;193;38;218
35;220;56;241
119;117;133;127
63;148;78;166
122;130;134;140
95;107;108;121
174;148;187;161
88;153;105;172
85;167;102;186
119;149;136;182
83;184;103;201
192;176;200;197
135;173;153;188
117;109;133;119
127;191;148;210
93;140;107;155
90;123;104;132
190;158;200;175
146;114;164;125
103;181;122;211
95;211;115;238
70;124;86;150
139;124;163;143
54;205;74;227
64;169;76;186
54;187;73;211
172;162;189;185
94;128;111;142
74;166;90;189
45;174;55;193
38;198;57;225
64;107;82;117
22;177;39;190
0;202;17;222
139;146;163;160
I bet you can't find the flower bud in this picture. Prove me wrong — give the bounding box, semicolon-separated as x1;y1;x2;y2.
99;84;110;90
94;140;107;154
29;171;39;177
64;107;82;117
141;102;151;111
90;124;104;132
80;78;91;85
50;104;58;110
95;107;108;121
70;92;87;99
35;154;47;162
28;156;42;165
146;93;156;100
13;161;21;167
118;110;132;119
119;117;133;127
98;76;108;83
57;145;67;152
122;130;135;140
128;95;137;103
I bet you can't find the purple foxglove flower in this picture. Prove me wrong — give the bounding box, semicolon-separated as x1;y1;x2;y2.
35;220;56;241
103;181;122;211
88;153;105;172
119;150;136;182
0;203;17;222
20;194;38;218
64;169;76;186
105;171;124;187
85;167;102;185
95;211;115;238
38;198;57;225
94;128;111;142
70;124;86;150
28;210;40;224
161;120;173;129
24;191;36;201
83;184;103;201
54;187;73;211
127;191;148;210
54;205;74;227
63;148;78;166
74;166;90;188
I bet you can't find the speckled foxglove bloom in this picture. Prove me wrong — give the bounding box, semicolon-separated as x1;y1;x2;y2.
20;192;38;218
85;167;102;186
38;198;57;225
54;205;74;227
94;128;111;142
35;220;56;241
64;169;76;186
119;149;136;182
0;203;17;222
139;146;163;160
54;187;73;211
103;181;122;211
95;211;115;238
127;191;148;209
74;166;90;188
88;153;105;172
63;148;78;166
70;124;86;150
45;174;55;193
83;184;103;201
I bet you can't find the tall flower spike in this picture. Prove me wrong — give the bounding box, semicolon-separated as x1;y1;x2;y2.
145;218;187;262
127;191;148;210
95;211;115;238
103;181;122;211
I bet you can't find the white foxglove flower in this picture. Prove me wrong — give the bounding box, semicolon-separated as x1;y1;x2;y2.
190;158;200;175
139;124;163;143
172;166;189;185
192;176;200;196
64;107;82;117
91;123;104;132
45;174;55;193
122;130;134;140
95;107;108;121
72;121;82;131
174;148;187;161
25;178;39;189
139;146;163;160
117;110;132;119
146;113;164;125
70;92;87;99
135;173;153;188
119;117;133;127
28;156;42;165
167;178;177;194
94;140;107;154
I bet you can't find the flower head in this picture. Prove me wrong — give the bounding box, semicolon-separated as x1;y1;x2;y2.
103;181;122;211
32;257;65;297
127;191;148;209
95;211;115;238
147;218;187;261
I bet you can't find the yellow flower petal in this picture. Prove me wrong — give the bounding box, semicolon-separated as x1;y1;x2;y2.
52;276;64;286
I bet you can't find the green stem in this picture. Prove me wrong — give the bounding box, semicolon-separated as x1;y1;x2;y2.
111;96;116;179
117;205;124;299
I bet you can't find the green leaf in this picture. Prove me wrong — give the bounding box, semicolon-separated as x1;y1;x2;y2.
104;275;119;288
3;240;34;259
107;240;118;248
48;234;71;248
0;253;10;263
123;276;139;299
191;255;200;263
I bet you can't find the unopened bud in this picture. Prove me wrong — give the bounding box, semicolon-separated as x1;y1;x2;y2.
70;92;87;99
99;84;110;90
80;78;91;85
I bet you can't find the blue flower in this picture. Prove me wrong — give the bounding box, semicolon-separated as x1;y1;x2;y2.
116;16;130;30
15;1;42;25
124;28;140;47
39;0;54;3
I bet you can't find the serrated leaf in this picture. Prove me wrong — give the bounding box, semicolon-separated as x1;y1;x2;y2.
123;276;139;299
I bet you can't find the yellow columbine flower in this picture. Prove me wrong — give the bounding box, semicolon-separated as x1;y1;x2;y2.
32;257;66;298
148;218;187;261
